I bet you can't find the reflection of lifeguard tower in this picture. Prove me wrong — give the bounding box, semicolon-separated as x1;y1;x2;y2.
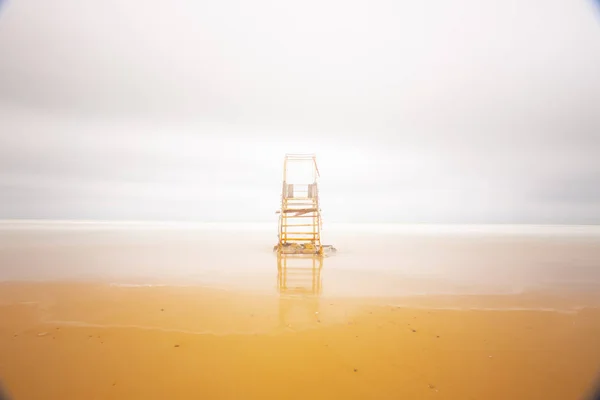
277;253;323;329
277;253;323;295
275;154;331;255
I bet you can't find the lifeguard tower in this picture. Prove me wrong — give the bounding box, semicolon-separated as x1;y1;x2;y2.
274;154;326;254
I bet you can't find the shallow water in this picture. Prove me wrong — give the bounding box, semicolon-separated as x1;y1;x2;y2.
1;221;600;297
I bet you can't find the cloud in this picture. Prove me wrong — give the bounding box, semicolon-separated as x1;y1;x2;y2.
0;0;599;222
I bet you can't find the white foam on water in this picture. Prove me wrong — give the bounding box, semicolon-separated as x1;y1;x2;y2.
109;283;170;288
387;304;595;314
108;282;235;291
2;220;600;236
0;220;273;231
42;319;275;336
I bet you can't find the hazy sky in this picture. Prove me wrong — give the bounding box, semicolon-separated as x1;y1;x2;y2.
1;0;599;223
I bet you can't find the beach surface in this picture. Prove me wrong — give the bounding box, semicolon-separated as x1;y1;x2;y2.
1;222;600;399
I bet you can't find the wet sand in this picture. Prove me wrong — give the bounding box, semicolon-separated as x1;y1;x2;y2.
1;222;600;399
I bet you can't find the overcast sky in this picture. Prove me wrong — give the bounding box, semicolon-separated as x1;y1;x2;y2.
0;0;599;223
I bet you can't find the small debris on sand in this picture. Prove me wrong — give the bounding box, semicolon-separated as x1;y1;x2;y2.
353;369;358;372
412;329;417;333
174;344;180;348
37;332;48;337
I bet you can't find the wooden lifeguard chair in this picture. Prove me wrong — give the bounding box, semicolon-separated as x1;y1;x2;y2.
275;154;323;254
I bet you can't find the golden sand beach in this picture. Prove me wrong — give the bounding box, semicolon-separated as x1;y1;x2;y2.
1;222;600;399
